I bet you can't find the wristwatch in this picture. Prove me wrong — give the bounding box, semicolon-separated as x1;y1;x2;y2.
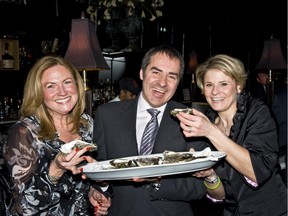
150;182;161;196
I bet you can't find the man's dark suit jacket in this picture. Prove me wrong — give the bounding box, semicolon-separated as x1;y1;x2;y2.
93;98;208;216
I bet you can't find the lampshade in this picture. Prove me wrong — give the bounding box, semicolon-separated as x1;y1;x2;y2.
255;38;287;70
255;37;286;108
64;18;109;116
64;18;109;71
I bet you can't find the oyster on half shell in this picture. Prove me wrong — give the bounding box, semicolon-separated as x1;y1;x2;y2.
109;156;162;169
60;140;97;154
133;157;162;167
162;150;195;163
107;147;214;169
109;158;137;169
170;108;193;116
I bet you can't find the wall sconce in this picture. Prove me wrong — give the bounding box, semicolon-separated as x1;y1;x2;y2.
64;18;110;115
255;37;286;106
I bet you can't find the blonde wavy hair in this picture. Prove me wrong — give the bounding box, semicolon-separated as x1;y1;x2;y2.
20;55;86;141
195;54;247;93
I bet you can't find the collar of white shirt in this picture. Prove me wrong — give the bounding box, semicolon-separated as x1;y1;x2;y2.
137;92;166;114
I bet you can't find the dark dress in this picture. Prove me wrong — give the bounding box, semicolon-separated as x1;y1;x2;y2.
206;92;287;216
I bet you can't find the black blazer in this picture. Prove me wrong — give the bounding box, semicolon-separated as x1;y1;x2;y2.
93;98;208;216
206;93;287;216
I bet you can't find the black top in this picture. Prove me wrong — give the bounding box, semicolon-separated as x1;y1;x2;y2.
206;92;287;216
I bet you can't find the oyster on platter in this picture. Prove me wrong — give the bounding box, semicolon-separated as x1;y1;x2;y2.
170;108;193;116
110;158;137;169
162;148;213;163
162;150;195;163
108;148;213;169
109;157;162;169
60;140;97;154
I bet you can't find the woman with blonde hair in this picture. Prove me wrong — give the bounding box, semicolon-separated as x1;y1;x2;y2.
4;55;110;215
176;54;287;215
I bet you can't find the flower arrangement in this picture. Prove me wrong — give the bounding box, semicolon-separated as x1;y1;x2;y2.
86;0;164;24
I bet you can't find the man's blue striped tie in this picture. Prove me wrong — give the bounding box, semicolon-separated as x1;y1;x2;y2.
140;108;160;155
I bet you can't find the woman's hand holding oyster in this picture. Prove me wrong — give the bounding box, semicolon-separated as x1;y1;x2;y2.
48;140;97;184
60;140;97;154
170;108;193;117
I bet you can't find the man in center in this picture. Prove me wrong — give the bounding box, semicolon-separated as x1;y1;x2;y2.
93;45;208;216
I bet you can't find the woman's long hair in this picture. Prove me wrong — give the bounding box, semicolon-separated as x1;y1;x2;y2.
20;55;86;141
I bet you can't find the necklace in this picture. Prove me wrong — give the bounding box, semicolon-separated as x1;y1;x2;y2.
218;116;229;136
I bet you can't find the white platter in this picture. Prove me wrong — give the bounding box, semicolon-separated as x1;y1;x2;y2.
81;151;226;180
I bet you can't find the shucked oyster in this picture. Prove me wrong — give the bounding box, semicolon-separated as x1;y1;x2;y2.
109;156;162;169
109;152;196;169
162;150;195;164
162;149;213;164
110;158;137;169
108;148;214;169
170;108;193;117
60;140;97;154
133;157;162;167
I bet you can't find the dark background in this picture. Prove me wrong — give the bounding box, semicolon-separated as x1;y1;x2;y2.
0;2;286;213
0;0;287;100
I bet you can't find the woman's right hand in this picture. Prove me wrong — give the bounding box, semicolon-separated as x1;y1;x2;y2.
176;108;214;138
49;147;95;180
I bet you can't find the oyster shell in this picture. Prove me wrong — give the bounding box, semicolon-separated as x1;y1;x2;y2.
162;150;195;163
192;147;213;158
170;108;193;116
60;140;97;154
110;159;137;169
133;157;162;167
109;157;162;169
108;148;214;169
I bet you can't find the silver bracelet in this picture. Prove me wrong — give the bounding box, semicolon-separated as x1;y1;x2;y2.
204;175;219;184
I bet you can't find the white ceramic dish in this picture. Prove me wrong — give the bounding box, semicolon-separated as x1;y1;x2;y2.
81;151;226;180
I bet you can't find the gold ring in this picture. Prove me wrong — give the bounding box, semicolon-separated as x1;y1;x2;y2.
188;126;192;133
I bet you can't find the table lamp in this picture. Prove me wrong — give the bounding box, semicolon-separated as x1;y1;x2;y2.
255;36;286;106
65;18;110;115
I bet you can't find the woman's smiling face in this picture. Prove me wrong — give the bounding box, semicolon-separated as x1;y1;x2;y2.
203;68;241;112
41;65;78;116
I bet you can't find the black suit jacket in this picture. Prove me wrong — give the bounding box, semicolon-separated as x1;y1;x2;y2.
93;98;208;216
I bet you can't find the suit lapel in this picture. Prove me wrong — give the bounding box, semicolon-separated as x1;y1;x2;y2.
117;100;139;155
153;102;183;153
